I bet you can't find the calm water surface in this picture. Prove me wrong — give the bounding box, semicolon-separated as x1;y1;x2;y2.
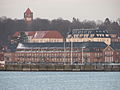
0;71;120;90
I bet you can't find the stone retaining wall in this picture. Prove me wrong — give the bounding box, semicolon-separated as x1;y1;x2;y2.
0;64;120;71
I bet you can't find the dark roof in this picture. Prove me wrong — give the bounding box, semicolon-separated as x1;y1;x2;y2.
72;29;109;34
110;42;120;50
7;43;18;52
17;42;107;50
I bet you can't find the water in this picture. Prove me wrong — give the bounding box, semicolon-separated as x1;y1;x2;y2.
0;71;120;90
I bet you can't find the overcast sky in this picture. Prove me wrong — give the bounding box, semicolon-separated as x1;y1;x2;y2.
0;0;120;21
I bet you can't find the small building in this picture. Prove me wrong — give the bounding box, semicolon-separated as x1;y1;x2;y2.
11;31;64;43
30;31;64;43
24;8;33;23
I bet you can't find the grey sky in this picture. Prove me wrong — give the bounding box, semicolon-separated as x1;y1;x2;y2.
0;0;120;21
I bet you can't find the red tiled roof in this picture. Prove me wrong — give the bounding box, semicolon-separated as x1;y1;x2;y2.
33;31;63;39
12;31;63;39
25;8;32;14
25;32;36;36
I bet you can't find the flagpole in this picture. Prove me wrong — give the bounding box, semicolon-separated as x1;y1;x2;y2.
71;41;73;65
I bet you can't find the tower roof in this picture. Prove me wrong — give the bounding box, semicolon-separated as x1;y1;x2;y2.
25;8;33;14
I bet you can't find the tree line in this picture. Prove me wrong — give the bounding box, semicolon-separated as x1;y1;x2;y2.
0;16;120;46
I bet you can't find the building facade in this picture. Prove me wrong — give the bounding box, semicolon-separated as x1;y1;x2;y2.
66;29;111;45
4;42;120;64
0;52;5;67
7;29;120;64
110;42;120;63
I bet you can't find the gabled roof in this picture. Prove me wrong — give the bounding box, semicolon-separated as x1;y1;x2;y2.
33;31;63;39
24;8;33;14
103;45;114;51
25;32;36;36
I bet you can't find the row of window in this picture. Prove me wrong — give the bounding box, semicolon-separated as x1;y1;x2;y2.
105;52;113;56
16;57;73;62
15;52;114;58
105;57;113;62
15;53;82;57
31;39;63;42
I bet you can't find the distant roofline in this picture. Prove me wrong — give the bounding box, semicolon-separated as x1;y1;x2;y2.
16;42;107;50
13;30;60;32
12;30;63;38
72;28;104;31
18;42;107;44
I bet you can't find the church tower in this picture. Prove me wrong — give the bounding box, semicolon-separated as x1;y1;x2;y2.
24;8;33;23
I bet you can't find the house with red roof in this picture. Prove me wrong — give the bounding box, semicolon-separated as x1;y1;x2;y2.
11;30;64;43
30;30;64;43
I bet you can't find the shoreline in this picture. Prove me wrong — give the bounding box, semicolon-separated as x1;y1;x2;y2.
0;64;120;71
